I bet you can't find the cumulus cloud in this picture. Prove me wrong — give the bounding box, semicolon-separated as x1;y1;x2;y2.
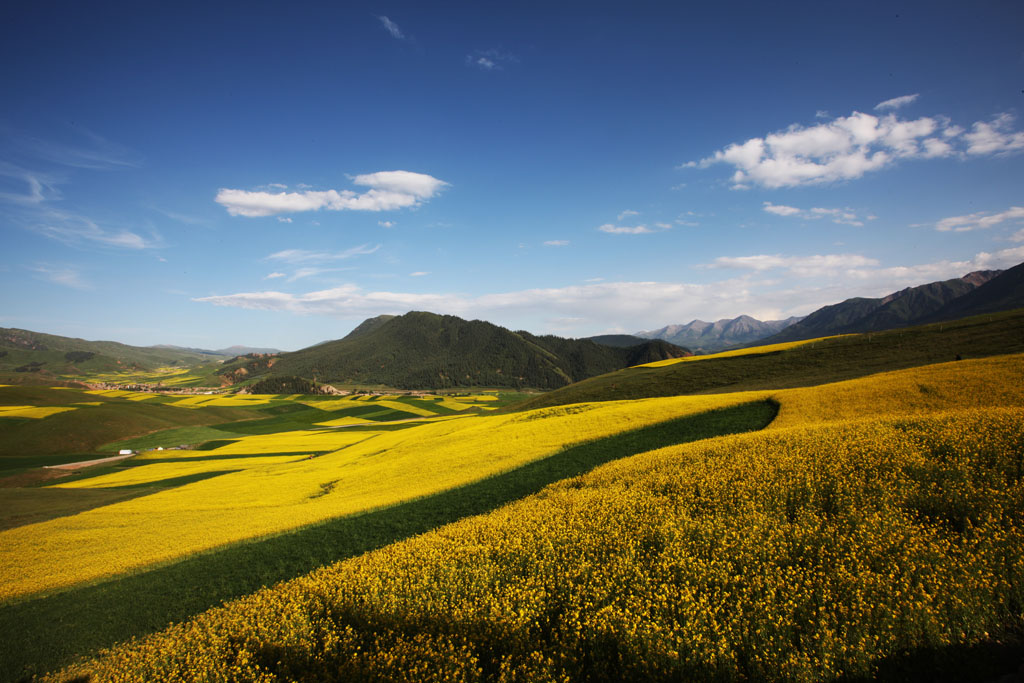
194;246;1024;335
687;105;1024;188
266;244;381;264
935;206;1024;232
378;16;404;40
964;114;1024;155
216;171;448;217
874;94;919;111
763;202;872;226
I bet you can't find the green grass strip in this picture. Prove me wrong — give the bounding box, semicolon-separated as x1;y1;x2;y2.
0;400;777;681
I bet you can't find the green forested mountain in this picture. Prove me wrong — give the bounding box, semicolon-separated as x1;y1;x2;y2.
0;327;222;378
221;311;690;390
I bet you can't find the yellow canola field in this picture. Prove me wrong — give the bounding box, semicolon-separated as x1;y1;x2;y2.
59;405;1024;682
0;405;78;419
635;336;849;368
0;393;748;602
168;394;277;408
5;354;1023;606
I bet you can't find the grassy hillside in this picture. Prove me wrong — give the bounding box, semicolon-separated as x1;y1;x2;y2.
44;352;1024;683
514;307;1024;411
230;311;690;390
0;327;223;380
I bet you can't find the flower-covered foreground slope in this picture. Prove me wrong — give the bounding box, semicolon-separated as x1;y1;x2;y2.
56;404;1024;682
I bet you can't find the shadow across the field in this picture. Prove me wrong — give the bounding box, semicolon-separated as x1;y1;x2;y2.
0;400;777;681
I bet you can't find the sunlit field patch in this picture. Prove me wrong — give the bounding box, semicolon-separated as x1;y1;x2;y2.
0;392;751;601
635;336;851;368
0;405;78;419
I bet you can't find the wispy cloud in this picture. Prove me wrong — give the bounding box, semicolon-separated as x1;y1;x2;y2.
216;171;448;217
544;240;569;246
31;210;159;250
29;264;92;290
194;246;1024;335
378;15;405;40
685;103;1024;188
466;49;517;71
265;272;286;279
874;93;919;111
763;202;873;226
0;162;62;205
277;216;292;223
617;209;640;221
265;244;381;264
378;220;395;228
934;206;1024;232
410;271;430;277
18;127;141;170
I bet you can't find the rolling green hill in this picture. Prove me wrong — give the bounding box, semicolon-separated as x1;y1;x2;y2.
512;307;1024;411
0;327;223;379
219;311;691;390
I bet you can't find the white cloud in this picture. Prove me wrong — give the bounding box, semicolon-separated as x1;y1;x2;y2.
687;105;1024;188
964;114;1024;155
378;220;395;228
216;170;448;217
708;253;881;276
935;206;1024;232
874;94;919;111
466;49;517;71
1010;229;1024;243
194;246;1024;335
277;216;292;223
378;16;404;40
544;240;569;246
266;244;381;264
617;209;640;221
410;271;430;277
597;224;654;235
762;202;801;217
265;272;286;279
29;264;91;290
763;201;872;226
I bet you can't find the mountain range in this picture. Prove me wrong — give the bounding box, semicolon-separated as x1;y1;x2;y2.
636;316;804;354
218;312;691;391
755;267;1014;345
3;261;1022;390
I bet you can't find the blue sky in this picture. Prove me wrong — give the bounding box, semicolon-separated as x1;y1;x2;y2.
2;1;1023;350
